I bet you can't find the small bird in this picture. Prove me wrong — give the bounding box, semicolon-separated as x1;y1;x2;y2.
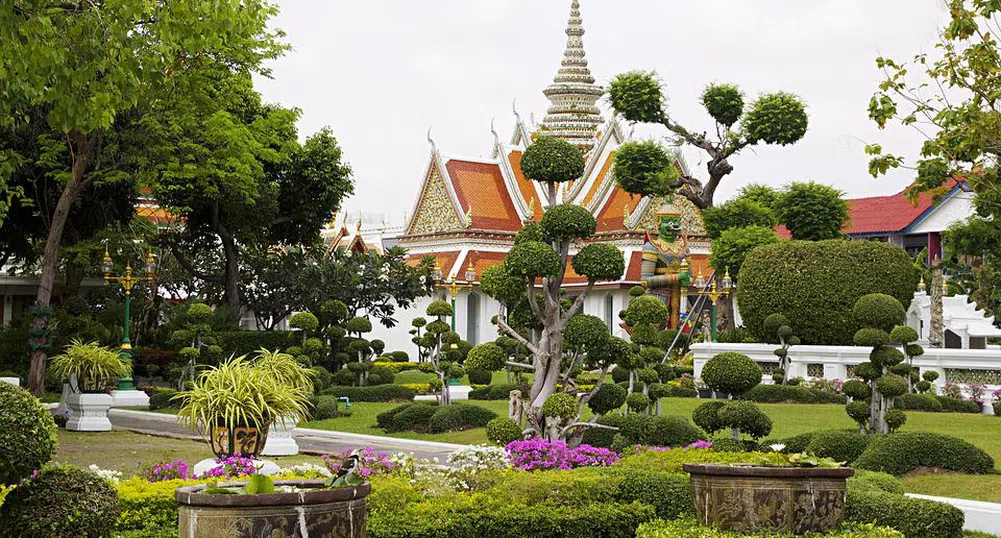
324;450;363;488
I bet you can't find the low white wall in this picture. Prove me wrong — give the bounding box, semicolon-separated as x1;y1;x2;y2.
691;342;1001;411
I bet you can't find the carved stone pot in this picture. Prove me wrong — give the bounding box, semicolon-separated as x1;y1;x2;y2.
175;480;369;538
210;422;269;459
65;392;113;432
683;464;854;535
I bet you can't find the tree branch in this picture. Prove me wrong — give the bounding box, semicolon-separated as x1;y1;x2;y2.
563;280;595;323
505;360;536;371
496;311;541;355
170;246;223;284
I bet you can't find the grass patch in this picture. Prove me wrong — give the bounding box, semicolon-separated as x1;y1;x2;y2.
393;370;528;386
54;429;324;474
902;473;1001;504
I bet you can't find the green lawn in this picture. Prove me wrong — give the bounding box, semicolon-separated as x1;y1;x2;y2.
54;429;325;474
902;473;1001;504
394;370;529;386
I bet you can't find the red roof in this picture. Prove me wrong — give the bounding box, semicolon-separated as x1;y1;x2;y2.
776;180;968;237
445;159;524;232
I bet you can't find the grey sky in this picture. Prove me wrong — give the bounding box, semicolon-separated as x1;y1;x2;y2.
255;1;949;224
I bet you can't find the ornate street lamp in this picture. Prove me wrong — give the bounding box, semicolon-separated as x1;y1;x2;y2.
432;260;477;330
693;268;732;343
103;244;157;392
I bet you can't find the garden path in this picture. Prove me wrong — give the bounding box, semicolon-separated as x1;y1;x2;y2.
107;409;464;461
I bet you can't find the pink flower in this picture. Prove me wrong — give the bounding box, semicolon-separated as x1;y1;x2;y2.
504;439;619;471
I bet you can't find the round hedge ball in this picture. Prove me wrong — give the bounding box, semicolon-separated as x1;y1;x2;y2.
626;391;651;412
465;342;506;373
762;313;790;341
885;408;907;433
0;464;120;538
875;374;909;398
854;362;880;381
842;379;872;400
889;325;919;344
541;392;578;420
505;241;561;278
520;136;585;183
718;401;773;439
0;383;58;484
572;243;625;282
541;204;596;242
871;346;905;367
486;417;523;446
587;383;628;416
564;315;610;352
701;352;763;395
854;328;890;348
692;400;727;435
845;401;870;427
853;293;906;332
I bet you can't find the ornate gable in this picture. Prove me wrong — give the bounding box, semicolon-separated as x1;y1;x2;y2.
635;194;707;237
408;164;464;235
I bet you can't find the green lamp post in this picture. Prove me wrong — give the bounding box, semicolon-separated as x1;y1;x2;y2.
692;269;733;343
102;244;157;391
431;260;477;331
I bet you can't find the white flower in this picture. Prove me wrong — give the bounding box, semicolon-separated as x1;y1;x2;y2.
770;444;786;452
88;464;122;484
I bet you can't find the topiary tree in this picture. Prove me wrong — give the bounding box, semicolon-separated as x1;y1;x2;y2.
773;182;850;241
0;383;58;485
171;302;219;388
420;301;462;405
763;313;798;384
587;382;627;417
890;325;923;393
709;225;780;286
693;400;772;442
701;352;762;397
703;198;776;240
608;73;808;209
738;240;918;345
481;135;638;441
849;294;908;434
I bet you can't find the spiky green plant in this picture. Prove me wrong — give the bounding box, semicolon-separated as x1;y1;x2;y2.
176;353;312;434
253;349;315;394
49;340;130;392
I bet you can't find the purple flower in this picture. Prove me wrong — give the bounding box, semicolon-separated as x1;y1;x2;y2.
139;460;192;482
504;439;619;471
198;456;258;479
322;448;396;478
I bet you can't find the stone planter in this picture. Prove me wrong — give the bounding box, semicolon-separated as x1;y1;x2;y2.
210;422;269;458
65;392;114;432
683;464;854;535
262;416;299;456
175;480;369;538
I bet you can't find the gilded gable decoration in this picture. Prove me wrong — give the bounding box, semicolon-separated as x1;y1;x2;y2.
409;168;464;235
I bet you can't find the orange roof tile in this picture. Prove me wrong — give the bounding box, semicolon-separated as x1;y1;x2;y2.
463;251;508;281
624;251;645;281
408;252;460;275
445;160;523;232
507;151;544;221
582;151;616;207
136;205;177;225
596;187;639;232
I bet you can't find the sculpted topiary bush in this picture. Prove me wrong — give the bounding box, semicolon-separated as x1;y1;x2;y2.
847;294;909;434
0;383;58;484
700;352;762;396
854;432;994;475
738;241;917;345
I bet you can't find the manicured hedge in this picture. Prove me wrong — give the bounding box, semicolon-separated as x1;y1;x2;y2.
320;385;417;402
147;389;180;411
853;432;994;475
846;489;963;538
766;431;818;454
848;471;904;495
894;393;943;412
0;383;58;484
427;404;497;433
611;415;706;451
0;464;121;538
744;384;846;404
806;430;872;464
116;478;199;532
615;448;766;474
935;396;982;414
469;383;528;401
214;330;294;357
737;240;918;345
637;517;904;538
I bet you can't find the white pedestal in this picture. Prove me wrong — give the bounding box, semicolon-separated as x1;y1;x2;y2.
56;382;73;417
0;377;19;386
110;389;150;408
65;393;113;432
262;416;299;456
193;457;282;478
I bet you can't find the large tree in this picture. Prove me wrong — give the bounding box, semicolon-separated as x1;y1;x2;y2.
608;73;808;209
150;71;354;320
480;136;645;440
0;0;283;395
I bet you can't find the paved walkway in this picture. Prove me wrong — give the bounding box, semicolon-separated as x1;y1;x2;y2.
107;409;465;461
906;493;1001;534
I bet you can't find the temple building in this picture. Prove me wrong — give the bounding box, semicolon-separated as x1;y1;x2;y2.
369;0;711;353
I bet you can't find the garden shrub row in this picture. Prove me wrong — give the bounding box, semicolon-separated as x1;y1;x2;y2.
469;383;530;401
744;384;846;404
636;518;904;538
853;432;994;475
320;384;417;402
580;414;705;451
846;489;963;538
213;330;294;358
370;361;436;374
805;430;872;464
935;395;982;414
377;403;497;433
893;394;942;412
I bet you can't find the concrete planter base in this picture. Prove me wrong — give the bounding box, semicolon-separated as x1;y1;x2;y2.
684;464;854;535
0;377;19;386
262;416;299;456
175;480;369;538
110;389;150;408
65;393;113;431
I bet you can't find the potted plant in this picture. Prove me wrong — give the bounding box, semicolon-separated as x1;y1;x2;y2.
683;450;854;535
175;462;369;538
177;351;312;458
50;340;130;431
256;349;315;456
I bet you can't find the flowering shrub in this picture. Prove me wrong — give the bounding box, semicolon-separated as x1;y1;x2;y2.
678;373;695;390
199;456;258;479
323;447;396;479
448;445;509;473
279;462;331;479
88;464;123;484
138;460;191;482
992;388;1001;404
968;382;987;405
942;381;964;400
812;377;844;394
505;439;618;471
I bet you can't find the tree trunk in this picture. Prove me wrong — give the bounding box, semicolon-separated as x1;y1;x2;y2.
27;134;90;396
217;225;243;322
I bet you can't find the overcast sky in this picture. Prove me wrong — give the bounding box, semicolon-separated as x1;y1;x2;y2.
254;1;950;225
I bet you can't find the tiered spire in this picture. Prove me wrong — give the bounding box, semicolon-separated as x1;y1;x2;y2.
540;0;605;153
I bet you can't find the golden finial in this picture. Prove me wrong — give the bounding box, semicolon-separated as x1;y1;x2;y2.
356;210;363;232
918;276;926;293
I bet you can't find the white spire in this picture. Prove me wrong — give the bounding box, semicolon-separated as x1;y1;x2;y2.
540;0;604;153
